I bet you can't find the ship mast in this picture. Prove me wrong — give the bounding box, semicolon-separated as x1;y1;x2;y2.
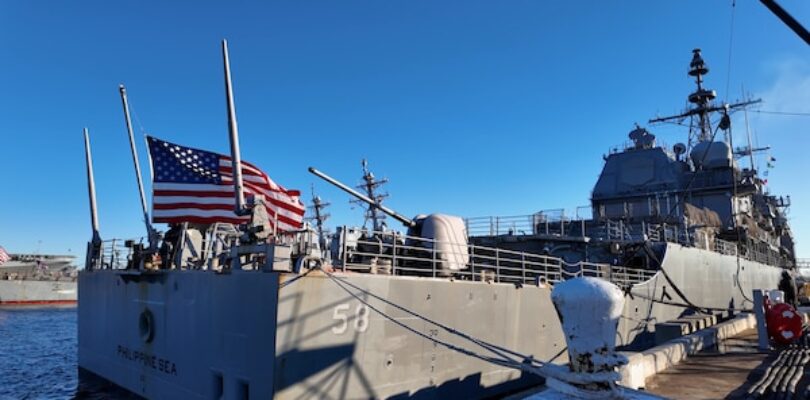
354;159;389;231
649;49;761;148
688;49;714;143
307;185;331;252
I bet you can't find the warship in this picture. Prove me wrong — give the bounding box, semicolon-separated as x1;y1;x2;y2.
0;250;77;305
77;44;791;399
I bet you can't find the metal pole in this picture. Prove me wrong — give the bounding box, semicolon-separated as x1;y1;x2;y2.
84;128;102;271
392;233;397;275
470;243;475;280
753;289;769;350
743;105;756;170
83;128;100;240
174;222;188;269
760;0;810;45
222;39;246;214
521;252;526;284
432;242;437;278
119;85;156;248
111;239;117;269
495;248;500;283
273;208;278;237
341;226;348;272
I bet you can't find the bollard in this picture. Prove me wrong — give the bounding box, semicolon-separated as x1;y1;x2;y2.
527;277;663;399
552;277;626;381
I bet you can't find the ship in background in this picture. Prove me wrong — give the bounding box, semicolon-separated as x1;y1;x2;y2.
76;45;792;399
468;48;793;348
0;249;78;305
470;49;795;268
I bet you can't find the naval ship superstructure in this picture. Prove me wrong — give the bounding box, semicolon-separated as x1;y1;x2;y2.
469;49;792;348
0;252;77;304
77;45;788;399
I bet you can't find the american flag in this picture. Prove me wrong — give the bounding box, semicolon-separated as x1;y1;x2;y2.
147;136;305;232
0;246;10;266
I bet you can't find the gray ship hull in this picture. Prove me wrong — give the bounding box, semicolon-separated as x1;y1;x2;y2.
78;271;565;399
618;243;781;348
0;279;77;305
77;244;782;399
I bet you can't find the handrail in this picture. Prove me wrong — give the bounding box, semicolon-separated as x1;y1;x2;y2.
91;226;658;287
339;227;657;286
465;213;784;265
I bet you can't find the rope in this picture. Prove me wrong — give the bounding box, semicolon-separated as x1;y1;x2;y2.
724;0;737;102
318;267;624;386
320;267;538;371
619;123;743;315
753;109;810;117
628;290;752;313
278;266;318;288
128;100;149;136
727;115;755;304
319;267;542;364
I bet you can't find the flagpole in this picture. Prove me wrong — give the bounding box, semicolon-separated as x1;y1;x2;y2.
221;39;247;215
119;84;157;248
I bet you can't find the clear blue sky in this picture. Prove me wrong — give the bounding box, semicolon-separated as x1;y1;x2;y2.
1;1;808;259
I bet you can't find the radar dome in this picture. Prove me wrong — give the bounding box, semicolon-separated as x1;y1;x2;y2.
690;141;732;169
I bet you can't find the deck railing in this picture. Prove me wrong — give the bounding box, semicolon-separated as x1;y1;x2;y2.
90;227;658;287
339;228;657;286
465;209;585;238
464;212;793;265
95;238;141;270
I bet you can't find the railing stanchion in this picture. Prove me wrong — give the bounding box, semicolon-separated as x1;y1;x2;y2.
341;226;347;272
495;248;500;283
432;241;437;278
392;233;398;275
470;244;476;281
111;239;117;269
521;252;526;284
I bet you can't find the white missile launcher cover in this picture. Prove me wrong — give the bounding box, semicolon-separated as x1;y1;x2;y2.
419;213;470;271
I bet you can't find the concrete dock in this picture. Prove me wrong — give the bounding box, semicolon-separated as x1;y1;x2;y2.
507;313;810;399
644;328;810;399
644;329;772;399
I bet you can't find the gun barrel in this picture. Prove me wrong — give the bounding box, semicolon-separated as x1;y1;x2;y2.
308;167;415;228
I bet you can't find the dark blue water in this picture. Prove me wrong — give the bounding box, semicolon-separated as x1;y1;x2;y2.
0;306;79;399
0;306;134;400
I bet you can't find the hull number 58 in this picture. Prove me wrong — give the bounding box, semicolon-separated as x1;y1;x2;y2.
332;303;370;334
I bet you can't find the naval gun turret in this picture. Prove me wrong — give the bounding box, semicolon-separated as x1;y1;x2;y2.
308;166;470;274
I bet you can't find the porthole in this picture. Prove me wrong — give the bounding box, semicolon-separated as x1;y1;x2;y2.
139;308;155;343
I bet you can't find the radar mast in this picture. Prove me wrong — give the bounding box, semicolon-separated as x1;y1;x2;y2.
354;159;389;231
307;184;330;252
649;49;761;150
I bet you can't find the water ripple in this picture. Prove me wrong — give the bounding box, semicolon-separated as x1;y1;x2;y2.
0;306;134;400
